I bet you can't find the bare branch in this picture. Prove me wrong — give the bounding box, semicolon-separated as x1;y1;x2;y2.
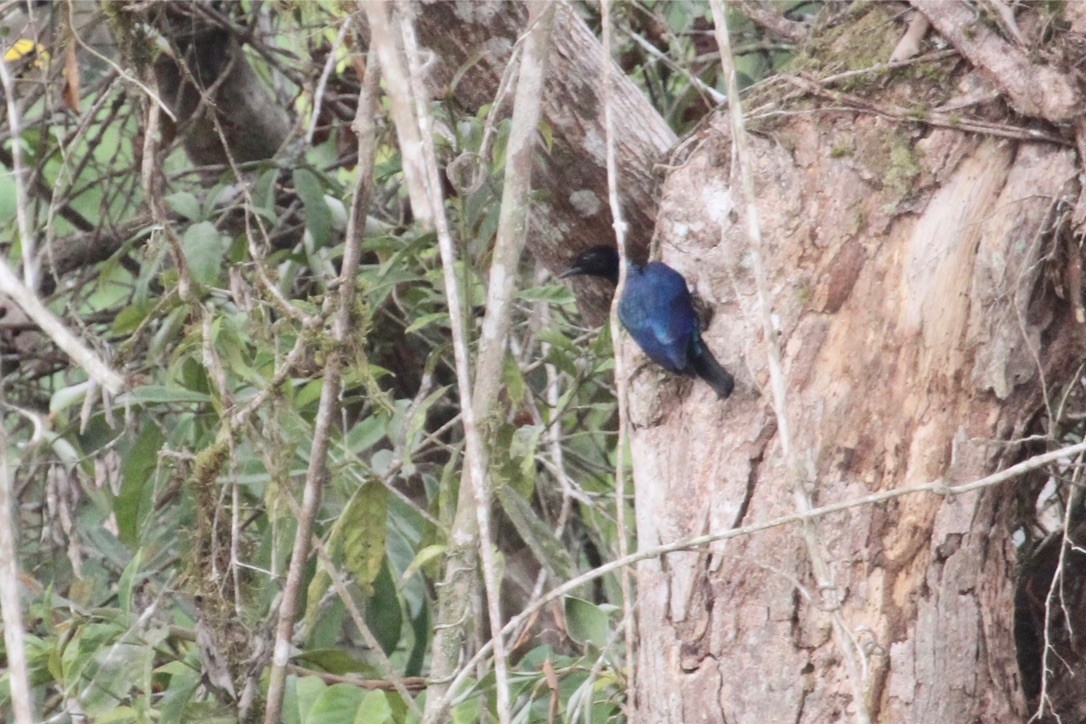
1034;456;1084;721
379;1;551;718
263;42;381;724
305;19;350;148
441;436;1086;705
452;2;557;718
600;0;636;701
911;0;1081;122
0;426;32;723
285;664;428;692
362;1;433;229
398;0;514;715
734;0;808;43
360;4;488;716
0;258;124;392
889;12;930;62
0;56;39;288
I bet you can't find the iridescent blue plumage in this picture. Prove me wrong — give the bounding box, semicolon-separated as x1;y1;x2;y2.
560;246;734;398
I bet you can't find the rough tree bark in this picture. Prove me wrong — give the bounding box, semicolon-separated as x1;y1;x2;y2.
627;5;1086;722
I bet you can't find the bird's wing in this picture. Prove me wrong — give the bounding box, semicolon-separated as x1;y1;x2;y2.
638;265;698;372
657;288;697;372
618;263;708;374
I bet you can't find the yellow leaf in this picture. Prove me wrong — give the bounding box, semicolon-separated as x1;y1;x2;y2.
4;39;48;67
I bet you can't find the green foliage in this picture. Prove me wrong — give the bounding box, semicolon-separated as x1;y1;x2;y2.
581;0;804;132
0;0;807;720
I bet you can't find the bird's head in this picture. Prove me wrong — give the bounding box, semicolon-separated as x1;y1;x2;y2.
559;245;620;284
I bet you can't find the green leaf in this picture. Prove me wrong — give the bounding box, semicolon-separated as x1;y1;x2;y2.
165;191;203;221
345;414;388;454
401;384;451;457
490;422;542;498
294;379;324;410
181;221;227;286
154;662;200;723
294;649;379;677
254;168;279;212
397;544;446;589
405;602;429;678
117;550;143;616
451;696;481;724
303;569;331;642
502;354;526;406
90;705;139;722
295;675;328;724
354;691;392;723
112;302;154;335
305;683;364;724
538;116;554;153
565;596;611;648
128;385;212;405
115;424;164;547
495;485;575;583
404;312;449;334
364;562;401;655
146;306;187;360
338;483;389;594
295;169;333;249
517;283;574;304
304;482;389;638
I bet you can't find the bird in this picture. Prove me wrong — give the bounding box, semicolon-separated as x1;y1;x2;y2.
560;245;735;398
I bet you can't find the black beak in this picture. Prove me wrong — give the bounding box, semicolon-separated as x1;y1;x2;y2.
558;265;583;280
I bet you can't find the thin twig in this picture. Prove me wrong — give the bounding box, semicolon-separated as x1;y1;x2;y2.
600;0;636;704
0;55;38;288
438;436;1086;705
285;664;428;692
0;20;123;392
363;1;433;229
452;2;557;719
1033;456;1082;722
780;74;1071;147
0;424;32;723
622;28;725;105
305;18;350;148
70;24;176;122
734;0;808;42
0;259;124;391
163;36;315;326
263;41;380;724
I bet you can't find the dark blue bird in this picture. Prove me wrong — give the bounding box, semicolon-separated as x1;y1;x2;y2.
560;245;734;398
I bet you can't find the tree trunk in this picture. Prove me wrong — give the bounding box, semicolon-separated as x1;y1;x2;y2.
411;1;674;317
628;29;1085;724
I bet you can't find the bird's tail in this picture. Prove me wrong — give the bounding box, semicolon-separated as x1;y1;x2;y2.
689;337;735;399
